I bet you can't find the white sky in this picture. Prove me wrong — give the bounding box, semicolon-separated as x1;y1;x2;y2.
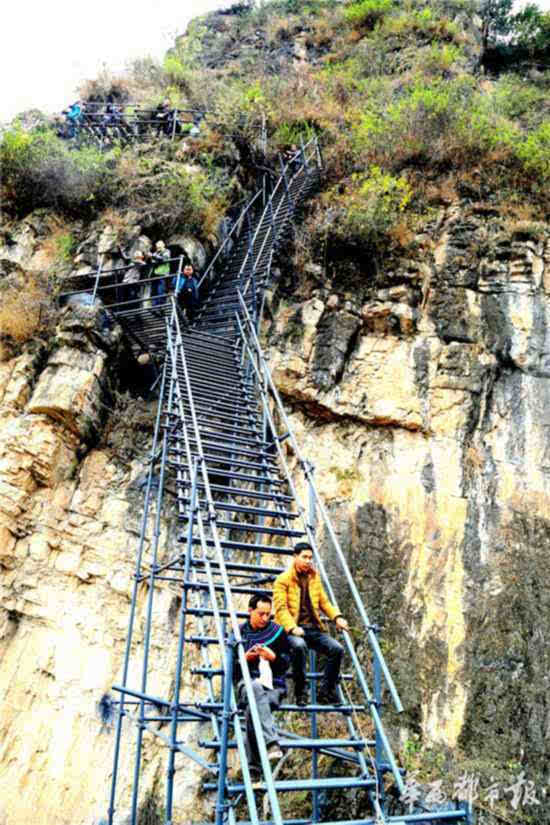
1;0;232;121
2;0;549;122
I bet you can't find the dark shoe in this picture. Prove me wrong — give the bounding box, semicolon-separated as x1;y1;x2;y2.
318;687;342;705
295;689;309;707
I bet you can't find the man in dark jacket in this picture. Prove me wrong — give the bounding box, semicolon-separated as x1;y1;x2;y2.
174;264;199;322
234;593;291;770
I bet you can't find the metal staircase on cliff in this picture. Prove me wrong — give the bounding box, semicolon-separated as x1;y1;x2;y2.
90;139;471;825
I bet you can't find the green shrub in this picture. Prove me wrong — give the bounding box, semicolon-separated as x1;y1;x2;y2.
344;0;394;28
492;75;549;125
326;165;412;245
273;121;317;147
377;5;464;42
163;54;188;85
420;42;464;73
54;232;76;263
117;150;230;235
355;77;476;165
515;121;550;179
1;127;116;218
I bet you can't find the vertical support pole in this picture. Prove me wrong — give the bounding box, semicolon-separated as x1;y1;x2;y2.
310;650;320;823
173;255;183;302
251;266;257;328
261;111;267;156
244;208;254;292
373;628;386;811
216;640;235;825
300;137;308;171
279;155;295;217
315;138;323;170
92;260;103;304
108;362;169;825
165;459;199;824
308;463;317;534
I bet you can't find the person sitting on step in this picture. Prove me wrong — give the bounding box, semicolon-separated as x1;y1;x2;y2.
233;593;291;774
273;541;349;706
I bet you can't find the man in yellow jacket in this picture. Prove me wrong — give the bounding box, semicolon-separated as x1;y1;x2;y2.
273;542;349;706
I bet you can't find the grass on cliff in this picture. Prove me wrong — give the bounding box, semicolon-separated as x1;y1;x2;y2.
160;0;549;255
3;0;549;256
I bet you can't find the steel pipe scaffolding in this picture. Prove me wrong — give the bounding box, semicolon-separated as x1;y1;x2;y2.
62;139;471;825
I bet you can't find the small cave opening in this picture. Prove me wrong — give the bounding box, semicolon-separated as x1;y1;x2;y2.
7;609;22;625
118;353;160;400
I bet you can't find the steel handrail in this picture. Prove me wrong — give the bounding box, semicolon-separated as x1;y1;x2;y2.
239;153;316;304
236;292;403;712
197;191;263;291
236;136;320;304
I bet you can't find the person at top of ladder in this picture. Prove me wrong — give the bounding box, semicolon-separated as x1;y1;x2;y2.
154;98;174;137
233;593;291;774
273;542;349;707
63;100;83;138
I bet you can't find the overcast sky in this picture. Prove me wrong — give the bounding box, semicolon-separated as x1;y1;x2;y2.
1;0;232;121
2;0;549;122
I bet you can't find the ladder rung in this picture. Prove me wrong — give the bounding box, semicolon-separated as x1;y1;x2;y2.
185;468;284;486
200;737;372;750
190;537;294;555
197;701;366;714
206;776;376;794
177;498;298;520
214;520;304;538
195;481;292;502
191;558;285;575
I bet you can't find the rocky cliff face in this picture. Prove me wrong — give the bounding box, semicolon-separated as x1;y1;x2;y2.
0;226;212;824
266;203;550;814
1;196;549;823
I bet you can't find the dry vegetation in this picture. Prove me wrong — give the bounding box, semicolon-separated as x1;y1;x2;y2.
0;274;54;345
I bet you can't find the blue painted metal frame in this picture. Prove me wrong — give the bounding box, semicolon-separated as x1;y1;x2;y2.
104;138;470;825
